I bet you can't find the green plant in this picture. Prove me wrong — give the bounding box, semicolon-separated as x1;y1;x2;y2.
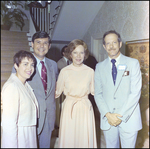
1;1;28;31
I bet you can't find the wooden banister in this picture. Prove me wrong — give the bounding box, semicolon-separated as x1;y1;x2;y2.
27;1;63;41
55;6;60;10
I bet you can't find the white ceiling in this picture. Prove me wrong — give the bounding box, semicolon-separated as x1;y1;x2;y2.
52;1;105;42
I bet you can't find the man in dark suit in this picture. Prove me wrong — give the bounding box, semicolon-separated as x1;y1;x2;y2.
12;31;58;148
84;54;98;70
84;54;98;111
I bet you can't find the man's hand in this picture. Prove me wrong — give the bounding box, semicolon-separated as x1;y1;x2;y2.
105;112;122;126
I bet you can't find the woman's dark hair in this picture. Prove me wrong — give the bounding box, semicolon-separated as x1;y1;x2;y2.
32;31;51;44
66;39;89;61
13;50;37;68
103;30;122;45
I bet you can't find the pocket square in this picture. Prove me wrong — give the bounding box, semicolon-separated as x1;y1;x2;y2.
123;71;129;76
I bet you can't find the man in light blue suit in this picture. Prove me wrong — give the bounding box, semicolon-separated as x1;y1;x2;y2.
94;30;142;148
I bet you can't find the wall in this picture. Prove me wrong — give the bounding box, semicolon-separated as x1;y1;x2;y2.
83;1;149;56
83;1;149;148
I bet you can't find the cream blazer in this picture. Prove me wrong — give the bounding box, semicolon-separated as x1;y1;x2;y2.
1;73;39;127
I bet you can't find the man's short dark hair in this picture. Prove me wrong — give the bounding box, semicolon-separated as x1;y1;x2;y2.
61;45;68;56
32;31;51;44
103;30;122;45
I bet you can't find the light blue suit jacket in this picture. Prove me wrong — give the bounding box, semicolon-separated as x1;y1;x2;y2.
94;53;142;132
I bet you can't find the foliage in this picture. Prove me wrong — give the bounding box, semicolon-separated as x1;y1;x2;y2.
1;1;28;31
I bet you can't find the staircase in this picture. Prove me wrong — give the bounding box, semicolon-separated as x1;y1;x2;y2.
1;30;31;89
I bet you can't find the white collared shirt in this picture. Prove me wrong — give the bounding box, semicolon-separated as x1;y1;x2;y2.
63;56;68;63
109;54;121;69
33;54;46;77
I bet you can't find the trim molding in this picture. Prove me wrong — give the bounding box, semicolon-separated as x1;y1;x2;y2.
51;40;70;44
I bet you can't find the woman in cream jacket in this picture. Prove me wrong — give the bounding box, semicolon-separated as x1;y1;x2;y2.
1;50;39;148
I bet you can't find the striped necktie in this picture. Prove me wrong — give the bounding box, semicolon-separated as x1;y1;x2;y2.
40;61;47;95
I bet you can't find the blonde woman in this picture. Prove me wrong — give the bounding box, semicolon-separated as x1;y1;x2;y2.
55;39;97;148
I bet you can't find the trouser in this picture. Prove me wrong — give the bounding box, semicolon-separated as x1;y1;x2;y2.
103;125;138;148
38;115;52;148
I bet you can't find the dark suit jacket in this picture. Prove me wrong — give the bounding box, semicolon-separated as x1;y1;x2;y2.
12;57;58;135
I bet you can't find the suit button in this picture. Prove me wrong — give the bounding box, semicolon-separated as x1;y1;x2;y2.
113;108;115;110
114;97;116;100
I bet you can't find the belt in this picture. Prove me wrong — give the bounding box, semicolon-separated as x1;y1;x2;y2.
66;95;92;118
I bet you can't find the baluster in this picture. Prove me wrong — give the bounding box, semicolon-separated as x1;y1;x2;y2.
40;9;42;30
44;8;46;32
28;1;62;36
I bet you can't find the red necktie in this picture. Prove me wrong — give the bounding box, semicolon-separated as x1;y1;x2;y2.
40;61;47;95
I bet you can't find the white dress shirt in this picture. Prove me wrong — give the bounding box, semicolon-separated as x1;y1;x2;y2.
108;54;121;69
33;54;46;77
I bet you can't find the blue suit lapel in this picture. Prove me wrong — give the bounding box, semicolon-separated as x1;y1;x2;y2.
104;58;114;87
114;54;127;94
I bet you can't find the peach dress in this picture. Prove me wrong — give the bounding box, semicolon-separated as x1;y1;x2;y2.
55;64;97;148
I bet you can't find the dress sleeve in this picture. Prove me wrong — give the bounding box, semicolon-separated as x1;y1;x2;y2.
55;69;65;98
90;69;95;96
1;83;19;148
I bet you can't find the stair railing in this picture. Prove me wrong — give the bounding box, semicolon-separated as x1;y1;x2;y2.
27;1;63;51
29;2;50;33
